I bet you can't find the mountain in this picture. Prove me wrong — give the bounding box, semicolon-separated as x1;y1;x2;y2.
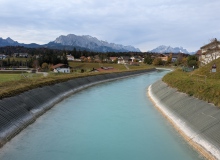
0;35;140;52
53;34;140;52
150;45;192;54
0;37;20;46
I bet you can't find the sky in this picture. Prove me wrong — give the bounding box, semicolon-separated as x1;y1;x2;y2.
0;0;220;52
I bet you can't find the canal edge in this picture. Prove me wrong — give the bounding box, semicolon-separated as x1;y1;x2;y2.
147;83;217;160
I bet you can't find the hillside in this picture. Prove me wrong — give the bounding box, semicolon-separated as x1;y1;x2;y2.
193;59;220;79
162;58;220;107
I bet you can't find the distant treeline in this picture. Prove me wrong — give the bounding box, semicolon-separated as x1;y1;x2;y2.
0;46;149;58
0;46;192;68
0;46;148;68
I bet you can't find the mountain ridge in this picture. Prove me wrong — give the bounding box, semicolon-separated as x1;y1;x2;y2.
0;34;140;52
150;45;193;54
53;34;140;52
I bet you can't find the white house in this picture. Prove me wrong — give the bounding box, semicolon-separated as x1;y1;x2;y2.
52;64;70;73
67;55;74;61
200;38;220;65
117;56;130;64
130;56;144;63
14;53;29;58
0;54;7;59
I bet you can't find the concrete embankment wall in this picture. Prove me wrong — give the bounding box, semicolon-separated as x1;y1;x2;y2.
0;69;156;147
149;80;220;160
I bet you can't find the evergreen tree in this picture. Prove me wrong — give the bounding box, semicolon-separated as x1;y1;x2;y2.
144;54;153;64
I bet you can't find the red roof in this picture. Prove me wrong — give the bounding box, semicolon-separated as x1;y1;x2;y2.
52;63;66;69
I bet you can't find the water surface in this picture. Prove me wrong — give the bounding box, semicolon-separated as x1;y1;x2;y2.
0;71;203;160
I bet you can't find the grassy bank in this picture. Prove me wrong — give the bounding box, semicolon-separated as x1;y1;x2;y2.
0;64;153;99
68;62;149;71
162;59;220;107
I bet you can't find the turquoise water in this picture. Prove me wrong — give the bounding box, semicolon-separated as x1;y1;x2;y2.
0;71;203;160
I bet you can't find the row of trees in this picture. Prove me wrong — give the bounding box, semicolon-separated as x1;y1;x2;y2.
0;46;143;58
143;54;198;68
0;53;68;69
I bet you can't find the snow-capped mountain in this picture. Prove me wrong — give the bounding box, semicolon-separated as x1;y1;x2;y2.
0;35;140;52
150;45;190;54
53;34;140;52
0;37;19;46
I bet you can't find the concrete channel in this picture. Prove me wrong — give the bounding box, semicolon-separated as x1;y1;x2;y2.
0;69;156;148
149;80;220;160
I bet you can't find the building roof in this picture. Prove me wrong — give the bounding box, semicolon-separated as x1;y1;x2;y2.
52;63;68;69
158;53;168;57
110;57;117;60
200;38;220;49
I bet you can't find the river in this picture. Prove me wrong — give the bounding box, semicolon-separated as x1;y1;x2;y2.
0;70;203;160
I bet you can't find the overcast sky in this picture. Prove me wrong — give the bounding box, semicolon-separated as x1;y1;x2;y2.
0;0;220;52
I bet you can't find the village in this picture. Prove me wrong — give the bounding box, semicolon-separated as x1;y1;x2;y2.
0;38;220;74
0;49;190;73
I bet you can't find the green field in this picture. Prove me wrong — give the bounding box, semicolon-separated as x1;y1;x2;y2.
0;74;22;82
0;72;44;83
0;62;154;99
68;62;152;71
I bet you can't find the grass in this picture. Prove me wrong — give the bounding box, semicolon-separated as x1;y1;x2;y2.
68;62;150;71
162;58;220;107
0;74;22;82
8;57;30;61
0;63;154;99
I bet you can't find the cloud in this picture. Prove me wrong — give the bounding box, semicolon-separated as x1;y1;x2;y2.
0;0;220;51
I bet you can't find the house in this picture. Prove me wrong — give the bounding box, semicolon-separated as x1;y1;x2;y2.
118;56;130;64
87;56;93;62
14;53;29;58
200;38;220;65
109;57;118;62
0;54;7;60
52;64;70;73
171;53;178;62
80;56;87;62
130;56;137;62
67;55;74;61
94;55;101;63
130;56;143;63
157;54;168;61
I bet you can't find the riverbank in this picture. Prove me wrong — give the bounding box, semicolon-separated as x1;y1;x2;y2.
0;68;156;148
148;80;220;160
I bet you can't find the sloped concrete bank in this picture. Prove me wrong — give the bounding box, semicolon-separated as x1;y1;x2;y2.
0;69;156;148
148;80;220;160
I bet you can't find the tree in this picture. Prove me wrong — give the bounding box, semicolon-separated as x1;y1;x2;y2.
41;62;49;71
113;58;118;64
7;58;10;66
166;54;172;65
32;60;39;69
152;57;163;65
144;54;153;64
187;55;198;68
